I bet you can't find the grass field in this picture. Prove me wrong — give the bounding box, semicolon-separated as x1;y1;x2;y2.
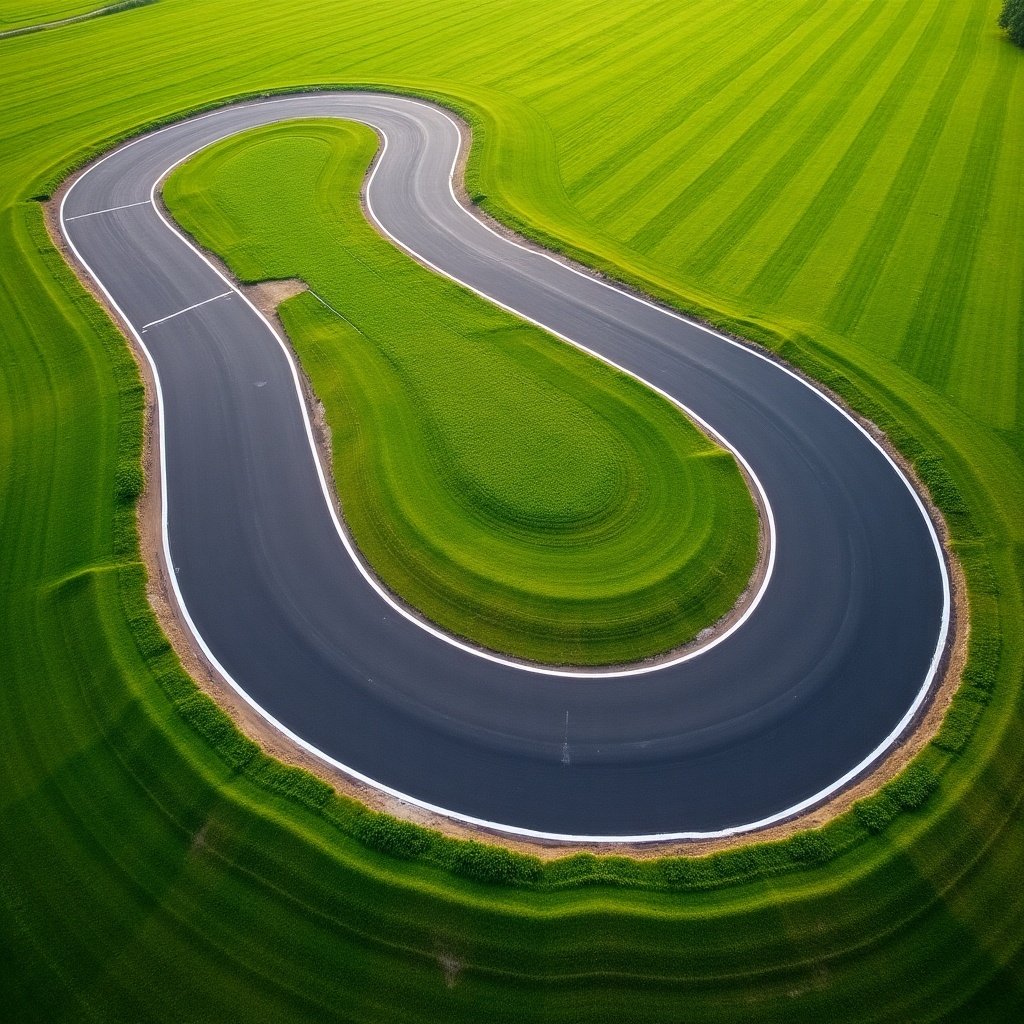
0;0;143;30
2;0;1023;1019
0;0;97;28
163;120;758;665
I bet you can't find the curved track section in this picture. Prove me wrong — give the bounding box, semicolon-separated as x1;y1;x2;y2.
59;93;949;840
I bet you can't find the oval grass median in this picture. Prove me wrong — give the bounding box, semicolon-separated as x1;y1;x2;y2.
163;120;759;666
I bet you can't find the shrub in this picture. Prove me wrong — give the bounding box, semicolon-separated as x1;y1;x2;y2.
658;855;724;889
786;831;835;865
887;762;939;811
352;812;431;860
547;852;601;885
543;854;646;889
251;759;333;809
446;840;542;886
1000;0;1024;47
914;456;967;517
174;692;260;770
932;693;986;755
962;629;1001;693
114;462;144;504
854;795;900;835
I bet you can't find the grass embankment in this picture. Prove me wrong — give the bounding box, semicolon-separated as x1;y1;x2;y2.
163;120;758;666
2;0;1024;1019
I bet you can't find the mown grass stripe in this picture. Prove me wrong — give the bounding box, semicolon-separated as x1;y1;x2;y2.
551;0;783;189
625;0;885;253
684;0;923;280
584;9;840;239
501;0;693;102
824;0;989;337
940;119;1024;434
745;0;952;303
348;0;514;78
899;52;1016;395
568;0;825;217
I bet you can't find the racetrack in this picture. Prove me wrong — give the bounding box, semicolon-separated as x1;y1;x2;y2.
58;92;950;840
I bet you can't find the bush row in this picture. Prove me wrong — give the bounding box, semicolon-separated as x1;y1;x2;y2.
854;761;940;835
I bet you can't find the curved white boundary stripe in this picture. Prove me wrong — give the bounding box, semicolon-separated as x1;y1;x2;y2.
58;94;952;842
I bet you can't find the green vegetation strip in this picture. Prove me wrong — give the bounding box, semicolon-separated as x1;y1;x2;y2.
2;0;1024;1018
163;120;758;666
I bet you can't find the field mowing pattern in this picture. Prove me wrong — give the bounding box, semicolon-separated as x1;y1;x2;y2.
0;0;131;29
2;0;1024;1020
163;121;758;665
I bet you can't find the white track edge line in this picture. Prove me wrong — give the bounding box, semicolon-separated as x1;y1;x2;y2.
146;108;779;680
58;93;952;842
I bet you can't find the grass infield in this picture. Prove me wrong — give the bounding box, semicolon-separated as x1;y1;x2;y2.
2;0;1023;1020
163;120;759;665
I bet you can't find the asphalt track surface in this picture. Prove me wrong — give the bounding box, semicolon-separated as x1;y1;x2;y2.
59;93;950;840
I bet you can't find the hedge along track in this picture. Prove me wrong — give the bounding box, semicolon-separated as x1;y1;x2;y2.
57;92;952;842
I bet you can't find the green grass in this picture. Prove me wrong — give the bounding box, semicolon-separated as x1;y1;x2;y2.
2;0;1024;1019
163;120;758;665
0;0;146;31
0;0;97;29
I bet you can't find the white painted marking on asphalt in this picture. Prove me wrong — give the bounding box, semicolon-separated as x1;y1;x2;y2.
359;105;780;677
58;94;953;843
65;200;151;221
127;106;777;681
140;291;232;331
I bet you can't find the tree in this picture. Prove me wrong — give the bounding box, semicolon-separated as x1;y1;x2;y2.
1000;0;1024;47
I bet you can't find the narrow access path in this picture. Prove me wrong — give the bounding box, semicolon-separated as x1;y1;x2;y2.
59;93;950;841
